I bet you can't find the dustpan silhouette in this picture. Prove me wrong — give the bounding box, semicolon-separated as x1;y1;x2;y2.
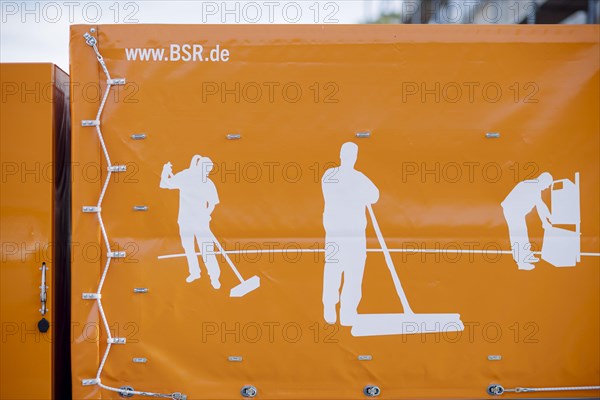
350;205;464;337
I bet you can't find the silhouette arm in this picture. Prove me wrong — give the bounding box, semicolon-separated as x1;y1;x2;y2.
364;176;380;204
159;173;175;189
206;182;220;215
160;165;180;190
536;196;552;227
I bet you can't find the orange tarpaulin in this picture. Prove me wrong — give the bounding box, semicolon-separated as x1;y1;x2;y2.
69;25;599;399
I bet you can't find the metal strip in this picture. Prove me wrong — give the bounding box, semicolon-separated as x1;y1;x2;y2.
108;165;127;172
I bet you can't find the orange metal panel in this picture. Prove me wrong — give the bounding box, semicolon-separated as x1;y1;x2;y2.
69;25;599;399
0;63;62;400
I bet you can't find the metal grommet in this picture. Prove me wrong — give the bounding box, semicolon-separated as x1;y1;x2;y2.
487;384;505;396
119;386;134;398
363;385;381;397
241;385;257;398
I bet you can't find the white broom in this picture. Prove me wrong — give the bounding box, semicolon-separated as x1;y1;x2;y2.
350;204;464;337
210;233;260;298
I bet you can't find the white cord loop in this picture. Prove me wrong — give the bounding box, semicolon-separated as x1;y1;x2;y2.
508;385;600;393
81;31;186;400
488;384;600;396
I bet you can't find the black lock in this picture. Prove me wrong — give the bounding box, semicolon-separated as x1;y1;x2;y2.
38;317;49;333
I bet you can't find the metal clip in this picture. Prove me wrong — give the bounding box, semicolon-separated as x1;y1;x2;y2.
363;385;381;397
488;355;502;361
82;378;99;386
240;386;257;398
108;337;126;344
131;134;146;140
227;134;241;140
358;355;372;361
487;384;505;396
82;293;101;300
108;165;127;172
107;251;126;259
355;131;371;138
133;288;148;293
81;120;99;127
119;386;135;398
107;78;126;85
486;132;501;139
133;206;148;212
83;33;97;46
82;206;100;213
228;356;243;362
132;358;147;363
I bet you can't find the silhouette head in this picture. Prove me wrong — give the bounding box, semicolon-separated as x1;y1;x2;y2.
189;155;202;169
340;142;358;169
200;157;214;178
537;172;553;189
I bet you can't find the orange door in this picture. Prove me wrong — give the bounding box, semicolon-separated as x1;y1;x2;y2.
0;63;69;400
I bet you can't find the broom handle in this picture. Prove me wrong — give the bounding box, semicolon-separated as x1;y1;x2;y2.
367;204;414;314
209;233;244;283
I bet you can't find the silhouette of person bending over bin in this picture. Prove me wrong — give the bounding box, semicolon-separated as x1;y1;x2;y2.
502;172;553;271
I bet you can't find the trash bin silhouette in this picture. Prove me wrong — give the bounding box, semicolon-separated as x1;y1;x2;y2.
541;173;581;267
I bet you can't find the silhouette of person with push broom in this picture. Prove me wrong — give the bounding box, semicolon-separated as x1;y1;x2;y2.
160;155;221;287
322;142;379;326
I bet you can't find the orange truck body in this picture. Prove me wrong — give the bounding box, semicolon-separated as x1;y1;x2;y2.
1;63;70;400
67;24;599;399
1;24;599;400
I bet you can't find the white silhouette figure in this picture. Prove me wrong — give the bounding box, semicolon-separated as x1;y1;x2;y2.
160;155;221;287
501;172;553;271
322;142;379;326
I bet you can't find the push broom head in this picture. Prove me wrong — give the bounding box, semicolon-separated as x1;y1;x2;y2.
351;313;464;337
230;276;261;298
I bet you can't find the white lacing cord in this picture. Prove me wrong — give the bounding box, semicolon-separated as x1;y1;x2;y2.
505;386;600;393
488;383;600;396
82;31;187;400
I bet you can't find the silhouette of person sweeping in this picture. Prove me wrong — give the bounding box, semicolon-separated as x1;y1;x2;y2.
160;155;221;287
502;172;553;270
322;142;379;325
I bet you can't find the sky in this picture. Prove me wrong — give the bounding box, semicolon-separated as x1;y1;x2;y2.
1;0;389;71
